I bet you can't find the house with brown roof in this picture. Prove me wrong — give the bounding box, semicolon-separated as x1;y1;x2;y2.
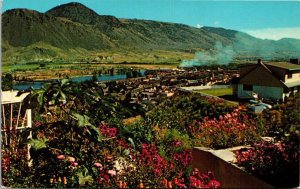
233;59;300;101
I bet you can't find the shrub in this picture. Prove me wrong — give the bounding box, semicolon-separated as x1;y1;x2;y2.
235;137;299;188
1;148;33;187
189;108;261;149
140;94;236;136
189;168;221;188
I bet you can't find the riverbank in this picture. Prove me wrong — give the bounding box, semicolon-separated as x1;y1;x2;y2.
12;72;146;91
4;63;177;81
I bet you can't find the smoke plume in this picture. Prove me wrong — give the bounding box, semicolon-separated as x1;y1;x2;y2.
180;41;235;67
180;31;300;68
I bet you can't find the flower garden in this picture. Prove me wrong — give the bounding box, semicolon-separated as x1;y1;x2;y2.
1;80;299;188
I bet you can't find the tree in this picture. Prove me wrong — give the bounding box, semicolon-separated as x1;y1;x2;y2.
2;73;13;90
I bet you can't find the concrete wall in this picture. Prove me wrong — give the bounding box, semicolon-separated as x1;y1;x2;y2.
285;72;300;83
192;147;273;188
237;84;283;100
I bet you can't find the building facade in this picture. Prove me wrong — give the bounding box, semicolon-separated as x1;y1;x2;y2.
234;59;300;101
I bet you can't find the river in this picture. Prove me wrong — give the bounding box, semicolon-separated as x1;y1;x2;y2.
13;71;146;90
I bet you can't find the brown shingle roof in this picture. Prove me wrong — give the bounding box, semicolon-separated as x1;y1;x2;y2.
265;62;300;71
238;62;286;88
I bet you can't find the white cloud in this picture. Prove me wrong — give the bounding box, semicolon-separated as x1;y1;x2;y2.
196;24;203;28
243;27;300;40
213;21;220;26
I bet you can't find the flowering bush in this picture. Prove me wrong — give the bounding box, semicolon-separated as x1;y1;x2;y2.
189;168;221;188
1;83;229;188
116;142;219;188
99;123;118;138
1;118;34;187
189;109;260;149
2;118;221;188
235;137;299;188
1;148;33;187
140;94;236;136
263;93;300;137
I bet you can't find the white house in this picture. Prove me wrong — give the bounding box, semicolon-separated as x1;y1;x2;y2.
233;59;300;101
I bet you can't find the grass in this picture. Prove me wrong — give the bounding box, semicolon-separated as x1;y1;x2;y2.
194;88;233;97
2;48;190;79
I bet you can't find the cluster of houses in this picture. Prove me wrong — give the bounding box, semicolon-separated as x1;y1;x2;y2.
98;58;300;112
4;58;300;117
98;67;239;110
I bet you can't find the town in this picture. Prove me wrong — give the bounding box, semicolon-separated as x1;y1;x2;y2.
99;58;300;113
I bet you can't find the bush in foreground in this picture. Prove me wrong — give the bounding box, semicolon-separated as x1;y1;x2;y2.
235;136;299;188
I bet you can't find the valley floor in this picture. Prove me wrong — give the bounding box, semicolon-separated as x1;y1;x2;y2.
3;63;178;81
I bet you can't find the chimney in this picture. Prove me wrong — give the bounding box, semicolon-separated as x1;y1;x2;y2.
290;58;300;65
257;59;262;65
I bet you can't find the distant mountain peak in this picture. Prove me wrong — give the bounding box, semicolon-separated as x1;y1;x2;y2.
63;2;88;6
46;1;121;28
47;2;97;14
46;2;100;24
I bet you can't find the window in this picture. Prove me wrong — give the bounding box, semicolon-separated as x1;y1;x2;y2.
243;84;253;91
287;73;293;79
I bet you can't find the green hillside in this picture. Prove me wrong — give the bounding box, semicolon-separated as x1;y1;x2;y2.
2;2;300;64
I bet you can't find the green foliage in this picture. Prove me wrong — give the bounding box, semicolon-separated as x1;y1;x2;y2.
1;73;13;90
28;137;48;151
124;121;154;144
30;79;143;123
76;171;94;187
162;129;191;150
127;137;136;150
140;93;236;135
71;113;102;141
263;93;300;137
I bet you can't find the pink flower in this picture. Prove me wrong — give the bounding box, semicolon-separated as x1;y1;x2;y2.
208;180;221;188
94;162;102;168
72;162;78;166
56;155;65;160
67;156;75;163
107;170;116;176
174;140;182;147
154;168;161;176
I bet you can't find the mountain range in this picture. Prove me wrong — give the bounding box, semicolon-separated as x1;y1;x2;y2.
2;2;300;64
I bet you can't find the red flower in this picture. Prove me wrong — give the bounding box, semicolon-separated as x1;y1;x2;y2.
208;180;221;188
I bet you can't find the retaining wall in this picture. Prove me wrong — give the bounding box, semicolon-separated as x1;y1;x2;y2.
192;147;273;188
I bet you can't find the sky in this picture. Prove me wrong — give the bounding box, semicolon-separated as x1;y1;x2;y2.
2;0;300;40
